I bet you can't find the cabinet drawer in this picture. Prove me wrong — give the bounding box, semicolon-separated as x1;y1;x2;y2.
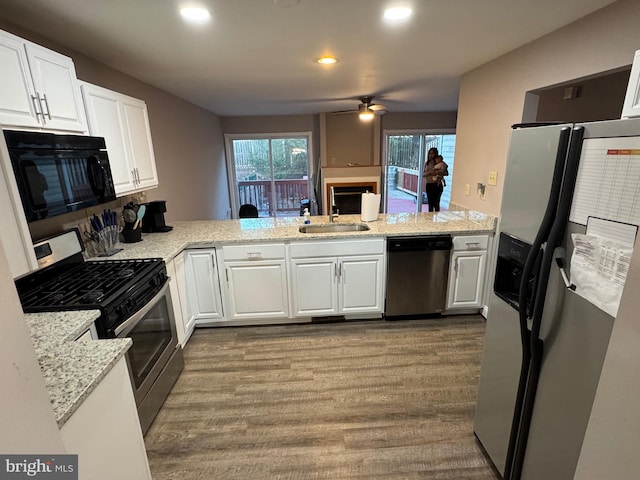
222;243;285;261
452;235;488;251
290;238;384;258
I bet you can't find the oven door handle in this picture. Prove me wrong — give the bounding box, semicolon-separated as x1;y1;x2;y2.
114;280;170;337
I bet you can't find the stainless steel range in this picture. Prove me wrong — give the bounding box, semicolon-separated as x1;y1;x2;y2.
15;229;184;435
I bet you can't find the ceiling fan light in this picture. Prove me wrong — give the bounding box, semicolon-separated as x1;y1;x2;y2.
358;106;375;121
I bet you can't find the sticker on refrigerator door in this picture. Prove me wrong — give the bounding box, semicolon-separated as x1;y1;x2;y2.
570;233;633;317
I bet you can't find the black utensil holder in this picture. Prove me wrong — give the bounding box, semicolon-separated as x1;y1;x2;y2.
121;227;142;243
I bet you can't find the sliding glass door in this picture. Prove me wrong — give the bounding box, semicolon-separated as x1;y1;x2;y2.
226;134;311;218
383;131;456;213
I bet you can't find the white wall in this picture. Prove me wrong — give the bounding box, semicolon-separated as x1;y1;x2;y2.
0;240;65;452
453;0;640;215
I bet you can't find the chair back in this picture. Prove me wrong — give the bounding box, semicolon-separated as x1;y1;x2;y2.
239;204;259;218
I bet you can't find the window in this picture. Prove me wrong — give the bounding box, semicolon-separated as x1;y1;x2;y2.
383;131;456;213
225;133;312;218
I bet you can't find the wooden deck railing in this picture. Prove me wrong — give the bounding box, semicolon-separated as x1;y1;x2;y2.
395;168;419;196
393;167;450;208
238;179;309;216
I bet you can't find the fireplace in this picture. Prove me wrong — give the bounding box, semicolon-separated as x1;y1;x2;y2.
321;166;381;215
327;182;377;214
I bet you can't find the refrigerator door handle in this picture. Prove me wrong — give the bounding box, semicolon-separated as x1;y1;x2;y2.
530;126;585;335
555;256;576;290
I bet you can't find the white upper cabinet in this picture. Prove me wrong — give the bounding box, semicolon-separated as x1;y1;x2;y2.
121;98;158;191
81;81;159;196
81;82;135;193
0;29;86;132
622;50;640;119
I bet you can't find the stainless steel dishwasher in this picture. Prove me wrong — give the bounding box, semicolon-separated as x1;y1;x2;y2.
385;235;452;317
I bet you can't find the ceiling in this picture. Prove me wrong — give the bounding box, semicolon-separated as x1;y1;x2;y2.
0;0;619;116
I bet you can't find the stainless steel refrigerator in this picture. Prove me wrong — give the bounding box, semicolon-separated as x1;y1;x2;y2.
474;118;640;480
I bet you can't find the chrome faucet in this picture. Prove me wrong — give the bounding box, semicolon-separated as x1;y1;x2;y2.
329;186;339;222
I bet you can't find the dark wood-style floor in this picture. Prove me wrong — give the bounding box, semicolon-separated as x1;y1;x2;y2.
145;316;500;479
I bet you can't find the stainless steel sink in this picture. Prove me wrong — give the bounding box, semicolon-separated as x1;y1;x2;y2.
298;223;371;234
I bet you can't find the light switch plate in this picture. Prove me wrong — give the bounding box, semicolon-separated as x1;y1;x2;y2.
488;171;498;186
465;184;471;196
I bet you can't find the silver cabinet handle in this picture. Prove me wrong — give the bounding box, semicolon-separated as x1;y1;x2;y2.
247;252;263;260
41;94;52;120
31;95;44;121
135;168;141;185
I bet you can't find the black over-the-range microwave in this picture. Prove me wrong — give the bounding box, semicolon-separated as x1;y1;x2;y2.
4;129;116;222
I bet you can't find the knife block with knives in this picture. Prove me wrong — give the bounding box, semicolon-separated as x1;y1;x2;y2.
80;209;123;256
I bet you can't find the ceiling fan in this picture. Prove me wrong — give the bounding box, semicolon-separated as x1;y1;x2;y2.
331;96;387;120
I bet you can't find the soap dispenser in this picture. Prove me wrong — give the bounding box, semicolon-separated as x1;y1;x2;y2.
303;208;311;224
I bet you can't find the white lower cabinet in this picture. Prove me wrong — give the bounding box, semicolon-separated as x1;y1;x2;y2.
289;239;385;317
60;357;152;480
447;235;488;310
168;252;195;347
221;243;289;320
184;248;224;324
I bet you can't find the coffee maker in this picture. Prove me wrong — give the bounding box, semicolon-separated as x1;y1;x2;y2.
141;200;173;233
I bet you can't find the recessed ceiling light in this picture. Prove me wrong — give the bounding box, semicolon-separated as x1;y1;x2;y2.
179;6;211;23
317;56;338;65
383;6;413;21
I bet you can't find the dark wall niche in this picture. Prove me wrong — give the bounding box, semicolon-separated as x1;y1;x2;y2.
535;68;631;123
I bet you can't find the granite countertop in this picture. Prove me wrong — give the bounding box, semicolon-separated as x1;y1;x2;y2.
24;310;131;427
106;210;497;262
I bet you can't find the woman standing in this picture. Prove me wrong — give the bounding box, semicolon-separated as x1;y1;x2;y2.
423;151;448;212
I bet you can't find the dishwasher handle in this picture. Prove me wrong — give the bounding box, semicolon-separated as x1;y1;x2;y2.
387;236;452;252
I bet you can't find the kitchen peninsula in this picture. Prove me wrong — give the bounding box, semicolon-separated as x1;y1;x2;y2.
102;209;496;341
110;210;496;262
